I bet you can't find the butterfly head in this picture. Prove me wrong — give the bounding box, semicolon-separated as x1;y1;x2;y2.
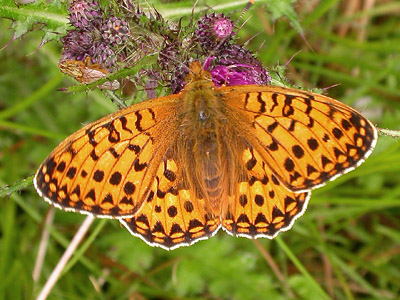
185;61;213;87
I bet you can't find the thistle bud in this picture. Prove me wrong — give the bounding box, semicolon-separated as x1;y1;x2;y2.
195;13;234;49
89;41;117;71
69;0;102;30
61;30;93;61
101;16;130;45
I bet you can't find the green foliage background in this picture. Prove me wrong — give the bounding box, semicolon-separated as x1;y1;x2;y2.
1;0;400;299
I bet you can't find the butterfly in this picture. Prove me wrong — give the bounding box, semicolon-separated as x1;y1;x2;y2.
34;61;377;250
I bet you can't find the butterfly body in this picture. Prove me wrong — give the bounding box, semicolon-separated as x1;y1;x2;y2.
178;77;231;214
35;61;377;249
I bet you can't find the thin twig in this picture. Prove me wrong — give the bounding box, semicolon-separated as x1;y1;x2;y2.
33;207;55;283
36;215;95;300
252;239;295;298
318;216;334;298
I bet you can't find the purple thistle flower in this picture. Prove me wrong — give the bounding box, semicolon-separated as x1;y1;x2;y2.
207;44;271;87
59;1;269;95
170;44;270;91
170;64;189;94
210;63;266;86
69;0;102;30
89;41;117;71
195;13;234;49
213;17;234;40
61;30;93;61
101;16;130;45
191;13;270;87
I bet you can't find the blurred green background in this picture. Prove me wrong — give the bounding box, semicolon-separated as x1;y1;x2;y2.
1;0;400;299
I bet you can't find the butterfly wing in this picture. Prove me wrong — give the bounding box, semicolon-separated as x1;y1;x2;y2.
121;148;221;250
223;85;377;192
222;145;310;238
34;95;182;217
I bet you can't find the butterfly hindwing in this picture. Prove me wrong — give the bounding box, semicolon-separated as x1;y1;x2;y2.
222;146;310;238
121;149;221;250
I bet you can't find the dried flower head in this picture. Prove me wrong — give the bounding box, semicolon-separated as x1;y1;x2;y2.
59;58;120;90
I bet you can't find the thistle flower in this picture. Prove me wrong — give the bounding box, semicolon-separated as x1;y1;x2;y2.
101;16;130;45
158;42;181;71
60;2;269;95
89;41;117;71
208;44;271;87
61;30;93;61
170;64;189;94
191;13;270;87
69;0;102;30
195;13;234;50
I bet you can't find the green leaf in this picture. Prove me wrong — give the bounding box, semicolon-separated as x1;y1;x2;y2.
0;0;68;46
263;0;304;36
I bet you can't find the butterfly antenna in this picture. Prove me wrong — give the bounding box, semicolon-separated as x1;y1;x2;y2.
235;15;251;35
233;0;255;30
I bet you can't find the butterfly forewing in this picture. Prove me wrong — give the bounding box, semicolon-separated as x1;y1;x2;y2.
34;95;182;217
223;85;377;192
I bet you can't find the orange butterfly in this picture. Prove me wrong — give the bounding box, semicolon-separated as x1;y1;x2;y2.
34;61;377;250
